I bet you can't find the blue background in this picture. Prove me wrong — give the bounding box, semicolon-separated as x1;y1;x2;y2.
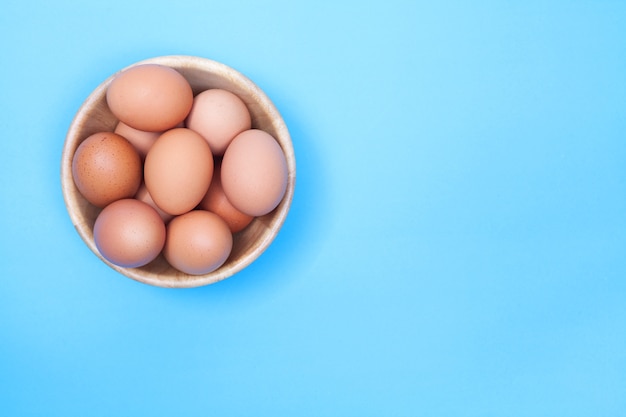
1;1;625;416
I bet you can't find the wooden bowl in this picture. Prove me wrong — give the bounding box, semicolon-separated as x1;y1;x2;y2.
61;55;295;288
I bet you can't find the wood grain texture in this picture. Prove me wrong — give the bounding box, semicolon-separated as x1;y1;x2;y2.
61;55;296;288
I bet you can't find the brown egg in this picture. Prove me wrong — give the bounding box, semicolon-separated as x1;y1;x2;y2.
114;121;161;160
221;129;288;216
144;128;214;215
198;160;254;233
106;64;193;132
93;199;166;268
185;89;251;156
71;132;142;208
164;210;233;275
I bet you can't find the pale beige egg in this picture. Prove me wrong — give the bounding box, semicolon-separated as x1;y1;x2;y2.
221;129;288;216
185;89;251;156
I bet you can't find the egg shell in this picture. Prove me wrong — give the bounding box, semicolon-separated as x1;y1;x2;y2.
94;199;166;268
221;129;288;216
71;132;142;208
106;64;193;132
144;128;214;215
185;89;252;156
164;210;233;275
198;159;254;233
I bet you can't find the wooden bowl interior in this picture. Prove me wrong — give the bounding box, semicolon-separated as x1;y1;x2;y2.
61;56;295;288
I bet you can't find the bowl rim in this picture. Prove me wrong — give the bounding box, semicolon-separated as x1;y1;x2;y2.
61;55;295;288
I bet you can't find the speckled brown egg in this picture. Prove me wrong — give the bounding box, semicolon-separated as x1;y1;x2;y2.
71;132;142;208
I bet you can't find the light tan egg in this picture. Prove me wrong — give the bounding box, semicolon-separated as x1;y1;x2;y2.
106;64;193;132
144;128;214;215
93;199;166;268
164;210;233;275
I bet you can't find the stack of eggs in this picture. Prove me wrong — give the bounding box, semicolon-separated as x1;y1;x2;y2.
71;64;289;276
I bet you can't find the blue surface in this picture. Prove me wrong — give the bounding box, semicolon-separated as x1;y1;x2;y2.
1;1;625;416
